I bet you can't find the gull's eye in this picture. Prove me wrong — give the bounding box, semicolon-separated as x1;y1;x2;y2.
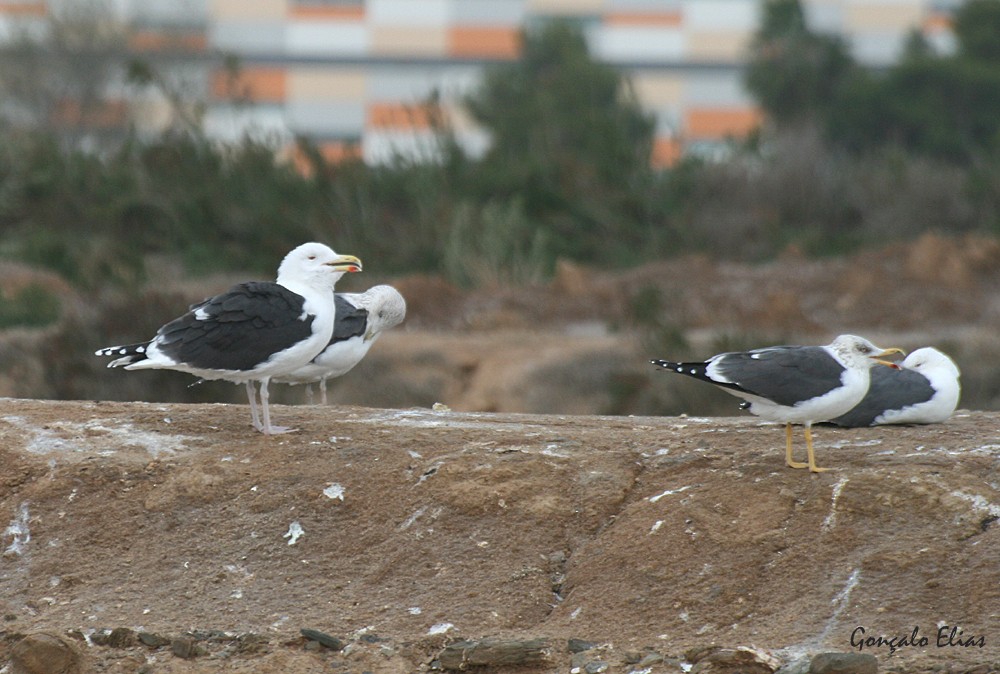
308;255;317;260
858;344;871;354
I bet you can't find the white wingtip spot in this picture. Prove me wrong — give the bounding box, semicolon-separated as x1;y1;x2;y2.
118;348;127;355
136;346;145;353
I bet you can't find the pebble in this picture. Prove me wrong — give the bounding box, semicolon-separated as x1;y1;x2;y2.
568;638;599;653
638;652;665;667
809;652;877;674
300;628;345;651
690;646;781;673
585;661;609;673
170;636;206;659
137;631;171;648
774;657;812;674
101;627;137;649
10;632;83;674
436;637;551;669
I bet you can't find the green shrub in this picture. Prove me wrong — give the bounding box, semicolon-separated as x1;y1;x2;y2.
0;283;60;328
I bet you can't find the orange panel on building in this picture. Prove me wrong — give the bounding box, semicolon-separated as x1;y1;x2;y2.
288;3;365;20
51;99;129;128
922;12;952;32
0;1;46;16
284;140;363;175
211;67;287;103
605;12;682;27
129;30;208;52
367;103;436;129
685;107;763;139
448;26;520;59
651;138;683;168
317;140;363;163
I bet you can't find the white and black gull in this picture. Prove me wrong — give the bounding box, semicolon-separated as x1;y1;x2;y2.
829;346;960;427
95;242;362;435
274;284;407;404
652;334;905;472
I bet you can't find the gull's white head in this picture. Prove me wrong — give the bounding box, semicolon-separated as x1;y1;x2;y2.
829;334;906;370
357;285;407;339
277;242;362;291
902;347;961;379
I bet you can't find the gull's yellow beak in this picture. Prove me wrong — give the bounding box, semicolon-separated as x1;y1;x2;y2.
328;255;362;273
872;347;906;369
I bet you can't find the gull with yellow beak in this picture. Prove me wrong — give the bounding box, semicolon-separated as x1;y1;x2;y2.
96;242;362;435
652;335;905;472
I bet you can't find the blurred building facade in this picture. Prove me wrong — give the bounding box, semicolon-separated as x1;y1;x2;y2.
0;0;962;165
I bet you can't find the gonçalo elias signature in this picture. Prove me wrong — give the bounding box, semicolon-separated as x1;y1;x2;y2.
851;625;986;655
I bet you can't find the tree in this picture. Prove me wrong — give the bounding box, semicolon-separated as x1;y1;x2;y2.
0;0;128;148
460;21;658;265
953;0;1000;63
825;0;1000;161
744;0;856;127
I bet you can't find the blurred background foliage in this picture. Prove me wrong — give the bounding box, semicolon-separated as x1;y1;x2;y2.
3;0;1000;412
2;0;1000;294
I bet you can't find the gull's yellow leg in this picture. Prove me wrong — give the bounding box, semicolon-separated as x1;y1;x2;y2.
804;425;830;473
785;422;808;469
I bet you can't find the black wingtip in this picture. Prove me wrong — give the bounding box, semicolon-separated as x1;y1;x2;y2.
95;342;152;368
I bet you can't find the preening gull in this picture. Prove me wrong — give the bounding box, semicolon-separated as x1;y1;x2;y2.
829;347;960;427
652;334;905;472
275;284;407;404
95;242;362;435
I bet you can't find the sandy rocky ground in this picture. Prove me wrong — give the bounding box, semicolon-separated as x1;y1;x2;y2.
2;233;1000;673
0;400;999;674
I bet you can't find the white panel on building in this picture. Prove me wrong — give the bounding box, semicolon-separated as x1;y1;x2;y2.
925;29;956;55
211;0;286;21
287;21;368;55
369;0;450;26
683;0;760;32
849;30;906;65
202;104;291;143
364;128;444;164
652;108;683;136
684;70;753;106
607;0;680;11
803;0;846;34
451;0;526;25
367;65;481;103
211;21;286;52
0;14;46;42
287;100;366;135
593;25;684;62
127;0;208;27
453;127;492;159
527;0;606;14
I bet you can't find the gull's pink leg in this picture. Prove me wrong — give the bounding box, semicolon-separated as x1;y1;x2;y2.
259;378;295;435
246;381;263;432
320;378;328;406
